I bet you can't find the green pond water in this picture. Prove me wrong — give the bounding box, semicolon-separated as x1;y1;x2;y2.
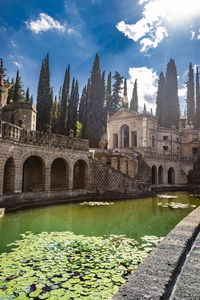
0;192;199;253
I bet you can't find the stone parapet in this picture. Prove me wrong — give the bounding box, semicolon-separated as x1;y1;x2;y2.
114;206;200;299
0;120;89;151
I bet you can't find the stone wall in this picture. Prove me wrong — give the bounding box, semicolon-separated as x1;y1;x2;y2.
89;158;147;194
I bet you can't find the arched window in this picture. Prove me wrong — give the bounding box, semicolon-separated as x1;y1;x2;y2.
51;158;68;190
23;156;45;192
168;167;175;184
3;157;15;194
151;165;157;185
152;135;155;148
121;125;129;148
73;160;88;189
158;166;163;184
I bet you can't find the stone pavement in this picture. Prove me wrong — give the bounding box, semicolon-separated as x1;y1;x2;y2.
114;206;200;300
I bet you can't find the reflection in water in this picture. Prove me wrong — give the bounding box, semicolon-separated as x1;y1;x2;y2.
0;192;199;253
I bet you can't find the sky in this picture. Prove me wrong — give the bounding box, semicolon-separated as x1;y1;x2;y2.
1;0;200;114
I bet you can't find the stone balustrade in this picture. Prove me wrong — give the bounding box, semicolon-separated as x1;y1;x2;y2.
143;150;193;163
0;120;89;151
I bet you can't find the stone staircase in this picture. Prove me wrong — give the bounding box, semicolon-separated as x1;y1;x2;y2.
135;157;151;186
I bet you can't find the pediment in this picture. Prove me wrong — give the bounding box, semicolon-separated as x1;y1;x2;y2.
108;108;139;121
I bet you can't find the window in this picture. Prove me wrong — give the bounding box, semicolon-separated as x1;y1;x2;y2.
177;147;179;151
113;134;118;148
177;138;179;142
193;134;198;141
192;147;198;155
152;135;155;148
163;136;168;141
163;146;168;151
131;131;137;147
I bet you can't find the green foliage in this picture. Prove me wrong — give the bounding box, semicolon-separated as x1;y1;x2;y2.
79;85;88;139
0;231;162;299
36;53;53;130
25;88;30;103
111;71;123;114
87;54;105;147
7;78;14;104
130;79;138;112
196;67;200;128
60;65;70;135
156;72;165;125
105;72;113;115
13;70;25;103
163;59;180;128
186;62;195;125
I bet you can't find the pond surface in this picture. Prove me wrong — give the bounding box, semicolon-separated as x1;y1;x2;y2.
0;192;199;253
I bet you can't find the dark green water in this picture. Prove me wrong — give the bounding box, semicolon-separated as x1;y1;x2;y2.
0;192;199;253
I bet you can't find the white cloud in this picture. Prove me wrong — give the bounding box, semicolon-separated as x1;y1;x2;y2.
178;86;186;98
191;30;195;40
117;0;200;52
127;67;158;112
26;13;66;34
11;40;17;48
13;61;23;68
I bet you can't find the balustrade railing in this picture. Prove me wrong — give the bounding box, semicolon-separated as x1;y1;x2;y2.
143;150;193;163
0;120;89;151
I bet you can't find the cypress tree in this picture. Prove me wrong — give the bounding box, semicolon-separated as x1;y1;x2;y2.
7;78;14;104
79;85;88;138
112;71;123;114
13;70;24;103
87;53;105;147
36;53;53;130
105;72;113;115
186;62;195;125
130;79;138;112
25;88;30;103
30;94;33;104
163;59;179;128
66;79;79;136
196;66;200;128
156;72;165;125
51;96;59;133
60;65;70;135
123;78;128;109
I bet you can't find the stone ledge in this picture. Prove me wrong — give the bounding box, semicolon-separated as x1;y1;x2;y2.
113;206;200;300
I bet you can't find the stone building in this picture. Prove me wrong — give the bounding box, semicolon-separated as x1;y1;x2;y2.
106;108;196;185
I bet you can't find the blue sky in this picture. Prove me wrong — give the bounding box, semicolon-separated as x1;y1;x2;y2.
1;0;200;113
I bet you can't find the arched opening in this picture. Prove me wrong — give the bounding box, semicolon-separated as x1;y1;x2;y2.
168;167;175;184
3;157;15;194
51;158;68;190
23;156;45;192
121;125;129;148
158;166;163;184
152;135;155;148
151;165;157;185
73;160;88;189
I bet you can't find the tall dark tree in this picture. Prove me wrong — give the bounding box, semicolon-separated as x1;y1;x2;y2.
66;78;79;136
79;85;88;138
123;78;128;109
112;71;123;115
60;65;70;135
105;72;113;115
13;70;24;103
163;59;179;128
51;96;59;133
156;72;165;125
130;79;138;112
36;54;53;130
196;66;200;128
87;53;105;147
25;88;30;103
186;62;195;125
7;78;14;104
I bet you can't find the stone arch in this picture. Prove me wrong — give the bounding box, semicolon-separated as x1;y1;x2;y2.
22;155;45;192
158;165;163;184
3;157;15;194
151;165;157;185
73;159;88;189
121;124;129;148
168;167;175;184
51;158;69;190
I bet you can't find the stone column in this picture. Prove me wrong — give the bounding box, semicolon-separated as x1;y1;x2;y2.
128;160;135;178
68;164;73;190
111;157;118;170
44;166;51;192
120;158;127;175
